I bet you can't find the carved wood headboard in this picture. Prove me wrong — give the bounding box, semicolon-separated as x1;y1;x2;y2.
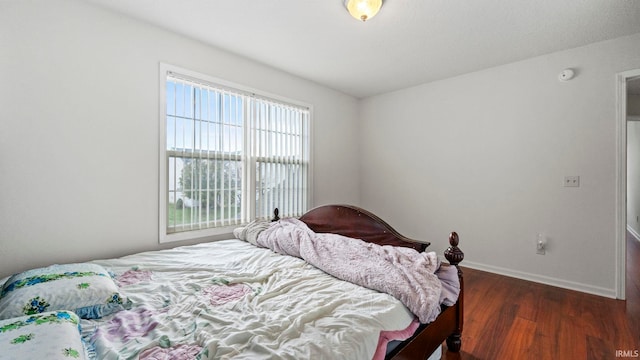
297;204;429;252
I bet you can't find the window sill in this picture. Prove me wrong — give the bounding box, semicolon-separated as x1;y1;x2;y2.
159;225;239;244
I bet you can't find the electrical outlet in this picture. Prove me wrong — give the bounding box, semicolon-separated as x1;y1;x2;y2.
536;233;546;255
564;176;580;187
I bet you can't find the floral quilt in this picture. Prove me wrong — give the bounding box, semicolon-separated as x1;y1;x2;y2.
80;239;416;360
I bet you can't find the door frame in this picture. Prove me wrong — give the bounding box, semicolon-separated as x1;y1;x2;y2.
616;68;640;300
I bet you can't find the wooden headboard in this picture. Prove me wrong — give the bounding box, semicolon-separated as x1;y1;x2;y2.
298;204;429;252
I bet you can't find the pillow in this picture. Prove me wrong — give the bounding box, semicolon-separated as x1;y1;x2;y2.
0;263;131;320
0;310;88;360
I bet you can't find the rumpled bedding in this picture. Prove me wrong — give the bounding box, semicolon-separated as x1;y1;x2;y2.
78;239;418;360
234;218;460;324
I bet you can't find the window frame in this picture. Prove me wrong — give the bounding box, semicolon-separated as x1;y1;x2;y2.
158;63;312;243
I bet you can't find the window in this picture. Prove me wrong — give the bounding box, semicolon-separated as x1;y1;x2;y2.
159;64;311;243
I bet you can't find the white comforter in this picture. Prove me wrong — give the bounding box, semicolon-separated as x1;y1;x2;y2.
236;218;443;323
81;239;416;360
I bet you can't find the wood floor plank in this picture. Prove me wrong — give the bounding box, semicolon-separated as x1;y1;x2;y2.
556;314;587;359
495;317;536;359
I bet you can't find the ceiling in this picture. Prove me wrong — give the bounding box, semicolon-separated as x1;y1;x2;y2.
84;0;640;98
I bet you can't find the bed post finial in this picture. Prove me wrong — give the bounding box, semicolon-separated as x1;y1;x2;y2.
444;232;464;266
272;208;280;222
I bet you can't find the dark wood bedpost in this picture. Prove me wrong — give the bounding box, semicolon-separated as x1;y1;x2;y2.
444;232;464;352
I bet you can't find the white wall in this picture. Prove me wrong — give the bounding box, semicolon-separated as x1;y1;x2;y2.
627;121;640;236
628;95;640;237
630;95;640;116
359;33;640;297
0;0;360;278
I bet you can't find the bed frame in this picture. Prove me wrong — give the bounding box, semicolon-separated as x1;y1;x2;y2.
297;204;464;360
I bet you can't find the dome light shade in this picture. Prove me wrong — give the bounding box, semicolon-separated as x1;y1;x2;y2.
344;0;382;22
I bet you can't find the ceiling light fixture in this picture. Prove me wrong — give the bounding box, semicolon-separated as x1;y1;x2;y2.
344;0;382;22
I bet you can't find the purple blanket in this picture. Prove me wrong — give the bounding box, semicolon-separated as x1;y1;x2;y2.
235;218;456;323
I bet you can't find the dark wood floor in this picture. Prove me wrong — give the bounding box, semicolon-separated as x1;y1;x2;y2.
442;233;640;359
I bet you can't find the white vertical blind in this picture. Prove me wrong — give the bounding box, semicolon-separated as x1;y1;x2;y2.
164;71;309;236
251;98;309;220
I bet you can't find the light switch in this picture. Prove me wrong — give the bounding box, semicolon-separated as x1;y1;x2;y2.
564;176;580;187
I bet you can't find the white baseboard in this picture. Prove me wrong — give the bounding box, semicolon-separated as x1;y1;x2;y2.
462;260;617;299
627;225;640;243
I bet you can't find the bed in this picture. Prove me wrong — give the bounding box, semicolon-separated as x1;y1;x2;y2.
0;204;464;360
